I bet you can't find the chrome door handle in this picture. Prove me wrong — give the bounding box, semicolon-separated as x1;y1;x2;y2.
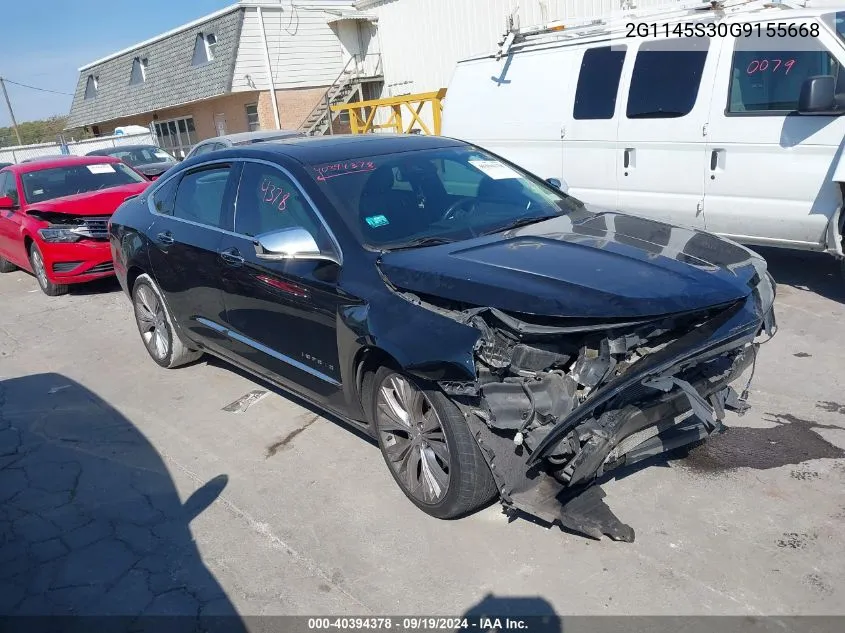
156;231;174;244
219;248;244;266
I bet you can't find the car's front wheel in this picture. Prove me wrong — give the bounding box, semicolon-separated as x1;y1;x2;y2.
29;244;68;296
370;367;498;519
132;274;201;369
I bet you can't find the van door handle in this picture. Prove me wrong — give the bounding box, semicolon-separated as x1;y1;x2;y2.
156;231;174;244
624;149;631;169
710;149;724;179
219;247;244;266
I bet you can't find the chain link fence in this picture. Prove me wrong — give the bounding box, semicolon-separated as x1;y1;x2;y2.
0;132;156;165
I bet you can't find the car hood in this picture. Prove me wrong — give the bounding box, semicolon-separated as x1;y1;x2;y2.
27;182;150;216
377;211;763;319
133;161;175;175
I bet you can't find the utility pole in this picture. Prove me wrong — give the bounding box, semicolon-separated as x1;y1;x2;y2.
0;77;23;146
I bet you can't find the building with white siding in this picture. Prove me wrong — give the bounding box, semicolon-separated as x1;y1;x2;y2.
353;0;682;98
66;0;686;151
66;0;384;155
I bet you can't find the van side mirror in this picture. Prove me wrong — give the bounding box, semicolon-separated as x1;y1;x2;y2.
0;195;16;210
798;75;837;114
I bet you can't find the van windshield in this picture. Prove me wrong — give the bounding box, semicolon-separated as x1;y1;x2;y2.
823;11;845;44
307;146;582;250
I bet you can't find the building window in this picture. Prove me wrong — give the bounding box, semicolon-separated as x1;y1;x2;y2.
573;46;627;120
153;116;197;159
192;32;217;66
626;38;709;119
84;75;98;100
245;103;260;131
129;57;148;85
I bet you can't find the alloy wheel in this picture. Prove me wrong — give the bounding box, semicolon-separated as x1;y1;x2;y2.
134;285;170;361
376;374;451;504
31;249;48;289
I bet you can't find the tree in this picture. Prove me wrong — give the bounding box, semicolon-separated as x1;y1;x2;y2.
0;115;91;148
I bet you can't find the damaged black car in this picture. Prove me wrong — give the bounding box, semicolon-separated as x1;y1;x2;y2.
109;134;777;542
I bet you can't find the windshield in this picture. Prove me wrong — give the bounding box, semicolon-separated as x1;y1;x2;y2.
308;146;582;249
22;162;146;203
105;147;176;166
824;11;845;44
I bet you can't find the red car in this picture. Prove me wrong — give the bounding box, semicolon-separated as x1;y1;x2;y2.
0;156;151;296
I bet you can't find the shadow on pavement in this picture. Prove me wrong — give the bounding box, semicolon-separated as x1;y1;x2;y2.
67;277;123;296
461;594;560;633
0;373;246;632
754;246;845;303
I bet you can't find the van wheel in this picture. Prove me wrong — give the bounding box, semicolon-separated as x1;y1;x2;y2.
0;256;15;273
132;274;201;369
370;367;498;519
29;245;68;296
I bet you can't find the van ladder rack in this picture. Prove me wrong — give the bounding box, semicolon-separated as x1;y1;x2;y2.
494;0;807;59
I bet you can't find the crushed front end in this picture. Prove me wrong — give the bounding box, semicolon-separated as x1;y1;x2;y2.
435;269;777;542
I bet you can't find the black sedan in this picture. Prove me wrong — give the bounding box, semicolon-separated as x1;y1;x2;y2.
108;134;777;541
87;144;178;179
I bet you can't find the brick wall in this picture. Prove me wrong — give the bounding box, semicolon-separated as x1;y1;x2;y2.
102;91;262;141
258;86;329;131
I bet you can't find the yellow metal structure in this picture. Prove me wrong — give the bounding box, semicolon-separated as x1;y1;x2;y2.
330;89;447;136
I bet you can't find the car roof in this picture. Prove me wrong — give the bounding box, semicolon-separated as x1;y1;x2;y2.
87;144;161;155
204;130;304;145
6;155;123;174
216;133;467;165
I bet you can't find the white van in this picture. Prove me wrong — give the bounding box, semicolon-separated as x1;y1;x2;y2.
441;0;845;264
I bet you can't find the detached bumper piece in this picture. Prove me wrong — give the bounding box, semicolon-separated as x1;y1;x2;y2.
450;292;773;542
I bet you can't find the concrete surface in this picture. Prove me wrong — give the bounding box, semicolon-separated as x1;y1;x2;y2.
1;246;844;619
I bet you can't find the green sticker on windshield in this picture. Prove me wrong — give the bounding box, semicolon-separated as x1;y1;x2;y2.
365;214;389;228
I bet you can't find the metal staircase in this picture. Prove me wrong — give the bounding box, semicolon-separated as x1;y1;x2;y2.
299;54;382;136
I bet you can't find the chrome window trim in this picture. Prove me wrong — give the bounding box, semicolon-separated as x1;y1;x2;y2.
146;157;344;265
196;317;341;386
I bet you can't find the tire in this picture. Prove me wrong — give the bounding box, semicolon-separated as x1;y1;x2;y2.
369;366;497;519
29;244;68;296
0;256;15;273
132;274;201;369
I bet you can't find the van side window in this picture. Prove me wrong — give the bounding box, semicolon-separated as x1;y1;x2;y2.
626;38;710;119
728;33;842;113
573;46;627;120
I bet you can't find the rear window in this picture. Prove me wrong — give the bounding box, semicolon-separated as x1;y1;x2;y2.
21;162;146;204
626;38;710;119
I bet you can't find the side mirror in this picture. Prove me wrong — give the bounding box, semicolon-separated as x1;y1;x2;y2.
798;75;837;114
546;177;569;194
253;226;339;265
0;195;16;210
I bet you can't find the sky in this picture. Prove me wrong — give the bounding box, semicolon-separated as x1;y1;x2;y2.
0;0;237;125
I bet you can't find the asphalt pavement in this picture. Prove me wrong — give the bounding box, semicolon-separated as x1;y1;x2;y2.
1;246;844;620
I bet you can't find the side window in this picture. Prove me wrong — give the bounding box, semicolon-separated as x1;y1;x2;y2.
627;37;710;119
151;175;179;215
729;32;841;113
234;162;333;250
173;165;232;229
574;46;627;120
1;173;19;205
